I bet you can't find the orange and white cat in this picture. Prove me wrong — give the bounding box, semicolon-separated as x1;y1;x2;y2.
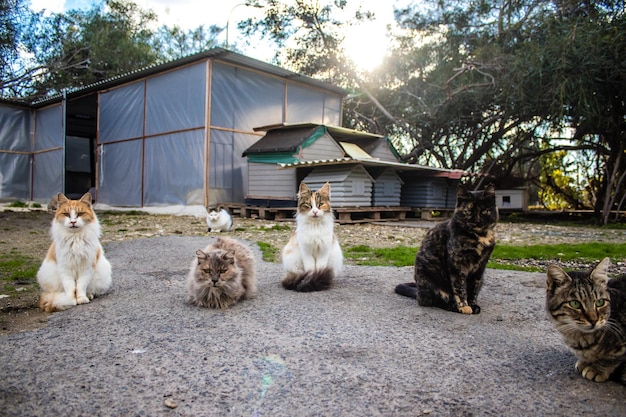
37;192;112;312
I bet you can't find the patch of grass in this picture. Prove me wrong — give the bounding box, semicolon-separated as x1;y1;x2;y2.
257;241;279;263
342;242;626;270
492;243;626;262
7;201;28;208
0;251;39;292
345;245;416;267
260;224;291;231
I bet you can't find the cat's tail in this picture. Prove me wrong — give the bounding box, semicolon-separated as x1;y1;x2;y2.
38;292;77;312
282;268;334;292
394;282;417;299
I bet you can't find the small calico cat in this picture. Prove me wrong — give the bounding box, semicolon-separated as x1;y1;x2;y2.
281;182;343;292
206;208;233;232
186;236;256;309
395;184;498;314
37;192;112;312
546;257;626;384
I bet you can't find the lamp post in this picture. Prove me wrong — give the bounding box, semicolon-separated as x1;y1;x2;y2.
225;2;262;49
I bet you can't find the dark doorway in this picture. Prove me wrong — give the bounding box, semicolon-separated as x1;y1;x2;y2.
65;94;97;199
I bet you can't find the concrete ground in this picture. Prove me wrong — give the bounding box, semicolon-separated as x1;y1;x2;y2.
1;236;623;417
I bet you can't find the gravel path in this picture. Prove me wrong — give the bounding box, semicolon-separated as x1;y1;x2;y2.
1;235;624;416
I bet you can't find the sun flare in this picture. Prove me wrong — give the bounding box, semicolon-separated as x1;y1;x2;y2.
343;20;390;73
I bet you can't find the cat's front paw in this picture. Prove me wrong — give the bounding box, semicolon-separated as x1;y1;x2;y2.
76;295;90;305
576;361;609;382
458;305;473;314
470;304;481;314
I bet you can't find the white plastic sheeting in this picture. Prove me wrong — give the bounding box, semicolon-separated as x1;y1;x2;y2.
143;130;204;206
0;103;63;202
33;105;63;201
0;54;343;206
0;105;31;200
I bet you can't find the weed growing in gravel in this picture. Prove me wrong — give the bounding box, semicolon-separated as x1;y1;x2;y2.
7;201;29;208
257;241;279;262
0;249;39;295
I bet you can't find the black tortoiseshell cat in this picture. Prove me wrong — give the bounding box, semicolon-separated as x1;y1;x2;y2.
395;184;498;314
547;257;626;384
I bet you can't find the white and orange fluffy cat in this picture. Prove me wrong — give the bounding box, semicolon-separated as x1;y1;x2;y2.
281;182;343;292
37;192;112;312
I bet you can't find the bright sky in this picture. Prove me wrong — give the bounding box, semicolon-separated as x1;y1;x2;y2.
28;0;405;72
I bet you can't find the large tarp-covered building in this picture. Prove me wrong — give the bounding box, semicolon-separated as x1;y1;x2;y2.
0;49;345;208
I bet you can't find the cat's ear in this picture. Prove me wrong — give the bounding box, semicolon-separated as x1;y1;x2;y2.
196;250;207;261
221;250;235;264
57;193;69;206
546;264;571;291
319;182;331;196
590;257;610;285
456;185;471;199
298;182;311;198
79;192;93;206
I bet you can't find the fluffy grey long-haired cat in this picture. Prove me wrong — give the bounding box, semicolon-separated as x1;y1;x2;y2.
395;184;498;314
547;257;626;384
281;182;343;292
186;237;256;309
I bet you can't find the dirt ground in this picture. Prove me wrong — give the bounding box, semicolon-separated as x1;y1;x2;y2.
2;207;625;336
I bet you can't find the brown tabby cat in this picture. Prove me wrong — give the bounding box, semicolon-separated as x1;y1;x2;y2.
395;184;498;314
546;257;626;384
186;236;256;309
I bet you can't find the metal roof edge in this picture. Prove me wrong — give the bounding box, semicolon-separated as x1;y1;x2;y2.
278;158;467;178
21;48;346;108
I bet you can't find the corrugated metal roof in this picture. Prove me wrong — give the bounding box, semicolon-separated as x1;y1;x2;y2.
278;158;466;179
243;123;387;157
19;48;346;108
242;125;321;155
339;141;373;159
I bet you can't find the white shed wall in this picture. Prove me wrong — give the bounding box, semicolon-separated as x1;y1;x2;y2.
247;162;297;199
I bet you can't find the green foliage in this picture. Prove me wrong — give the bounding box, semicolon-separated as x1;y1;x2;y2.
538;149;589;210
4;0;223;99
0;250;39;290
344;245;416;267
256;241;278;263
492;243;626;263
238;0;373;85
152;24;223;61
7;200;28;208
20;0;161;98
343;242;626;270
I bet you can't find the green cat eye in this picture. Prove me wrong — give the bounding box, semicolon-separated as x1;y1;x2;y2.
568;300;582;309
595;299;606;307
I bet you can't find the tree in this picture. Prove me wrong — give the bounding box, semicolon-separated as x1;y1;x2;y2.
152;24;223;61
19;0;160;100
0;0;36;97
238;0;373;86
1;0;225;101
351;0;626;222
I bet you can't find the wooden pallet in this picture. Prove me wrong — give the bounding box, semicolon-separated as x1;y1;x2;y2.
334;207;411;224
238;206;412;224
